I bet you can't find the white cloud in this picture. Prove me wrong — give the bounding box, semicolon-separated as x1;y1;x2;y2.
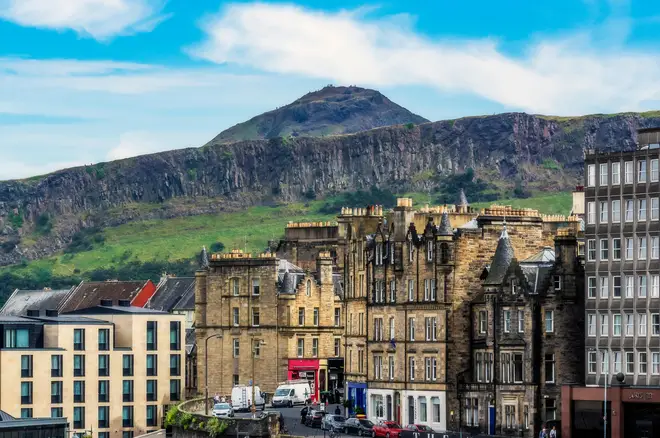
189;2;660;115
0;0;169;40
107;131;182;160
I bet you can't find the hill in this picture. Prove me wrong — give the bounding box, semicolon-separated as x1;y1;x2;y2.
208;85;429;143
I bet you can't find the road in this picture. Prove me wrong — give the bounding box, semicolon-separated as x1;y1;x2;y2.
271;405;346;438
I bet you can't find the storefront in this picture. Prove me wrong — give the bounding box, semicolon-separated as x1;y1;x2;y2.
327;358;345;403
347;382;368;415
562;385;660;438
402;390;447;431
367;389;395;422
288;359;320;402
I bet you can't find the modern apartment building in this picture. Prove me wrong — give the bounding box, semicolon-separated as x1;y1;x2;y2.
0;301;185;438
561;128;660;438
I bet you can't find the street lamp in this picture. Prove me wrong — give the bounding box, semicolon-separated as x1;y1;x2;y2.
251;339;266;417
205;333;223;415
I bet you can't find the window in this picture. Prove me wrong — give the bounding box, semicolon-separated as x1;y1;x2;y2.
612;162;621;184
640;352;648;374
146;354;157;376
626;351;634;374
51;408;63;418
373;318;383;341
388;356;395;380
409;356;416;380
147;405;158;427
409;317;415;341
334;338;341;357
518;310;524;333
98;328;109;350
431;397;441;423
298;308;305;325
652;159;659;182
639;237;647;259
600;201;608;223
99;380;109;403
146;321;157;350
252;278;260;295
73;354;85;377
613;314;622;336
73;407;85;429
600;314;609;336
501;353;511;383
613;276;621;298
625;161;633;184
409;240;414;262
600;239;609;260
651;351;660;375
170;321;181;350
297;338;304;357
511;279;518;294
334;308;341;326
588;277;596;298
122;406;134;428
98;406;109;428
626;313;634;336
479;310;487;334
312;308;319;326
625;200;634;222
233;374;239;386
408;279;414;301
73;381;85;403
653;314;660;336
231;278;239;296
419;397;428;422
601;350;609;373
639;313;648;336
98;354;109;377
373;355;382;380
587;164;596;187
312;338;318;357
653;237;660;259
588;351;597;374
614;352;622;374
653;198;660;220
170;379;181;401
389;317;395;340
612;200;621;223
524;405;530;430
503;309;511;333
513;353;523;382
51;381;62;403
232;339;240;357
170;354;181;376
612;239;621;260
545;399;557;421
51;354;62;377
20;381;32;404
20;355;32;378
389;280;396;302
505;405;516;430
427;241;433;261
424;357;438;381
374;280;385;303
252;307;260;327
588;314;596;336
232;307;239;326
626;275;634;298
123;432;134;438
587;201;596;224
639;275;648;298
146;379;158;402
587;239;596;261
545;310;554;333
554;275;562;291
430;279;436;300
425;317;437;341
653;275;660;298
122;354;134;376
639;159;648;183
599;163;608;186
122;380;134;402
639;198;648;221
73;328;85;351
475;352;483;382
375;243;383;266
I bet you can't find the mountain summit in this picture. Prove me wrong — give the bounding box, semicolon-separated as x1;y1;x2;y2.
208;85;429;144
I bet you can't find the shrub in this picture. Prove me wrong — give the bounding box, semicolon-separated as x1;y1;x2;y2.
35;213;53;234
542;159;560;170
187;168;197;181
405;122;415;130
210;242;225;253
8;210;23;229
65;227;105;254
303;188;316;200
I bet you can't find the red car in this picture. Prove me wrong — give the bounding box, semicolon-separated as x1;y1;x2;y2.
372;421;404;438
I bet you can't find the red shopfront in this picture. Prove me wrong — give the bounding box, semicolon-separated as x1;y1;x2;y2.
288;359;320;402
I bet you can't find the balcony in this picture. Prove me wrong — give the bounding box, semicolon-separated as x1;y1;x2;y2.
458;382;494;393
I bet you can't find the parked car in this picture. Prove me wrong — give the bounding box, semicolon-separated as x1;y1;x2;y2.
345;418;374;436
305;409;324;428
405;425;435;433
372;421;404;438
212;403;234;418
322;415;346;432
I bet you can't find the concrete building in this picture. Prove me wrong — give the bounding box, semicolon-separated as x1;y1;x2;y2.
562;127;660;438
0;301;185;438
195;249;344;401
0;410;67;438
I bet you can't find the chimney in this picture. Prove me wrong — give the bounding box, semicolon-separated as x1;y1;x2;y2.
118;299;131;307
46;309;58;317
316;251;333;286
100;299;113;307
26;309;40;317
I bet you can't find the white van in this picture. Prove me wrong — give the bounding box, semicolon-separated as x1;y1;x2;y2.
271;380;313;407
231;385;266;411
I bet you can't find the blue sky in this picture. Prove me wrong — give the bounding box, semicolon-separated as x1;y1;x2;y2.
1;0;659;180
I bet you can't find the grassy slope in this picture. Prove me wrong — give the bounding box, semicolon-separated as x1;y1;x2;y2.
3;192;572;278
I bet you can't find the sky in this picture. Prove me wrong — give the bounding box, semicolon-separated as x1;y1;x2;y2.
1;0;660;180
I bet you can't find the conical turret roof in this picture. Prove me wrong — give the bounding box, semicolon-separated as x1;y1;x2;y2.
484;225;515;285
458;189;469;206
200;246;209;269
438;211;453;236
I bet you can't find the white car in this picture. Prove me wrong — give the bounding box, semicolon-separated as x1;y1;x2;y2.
212;403;234;418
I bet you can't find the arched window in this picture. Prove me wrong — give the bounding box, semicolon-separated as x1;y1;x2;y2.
306;280;311;296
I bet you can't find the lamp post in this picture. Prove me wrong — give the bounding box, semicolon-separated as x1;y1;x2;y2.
252;339;266;417
205;333;223;415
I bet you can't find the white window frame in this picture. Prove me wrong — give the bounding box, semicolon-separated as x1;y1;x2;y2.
612;238;621;261
639;313;648;336
409;317;415;341
479;310;487;334
252;278;260;296
587;240;596;261
503;309;511;333
625;200;634;222
587;201;596;225
652;275;660;298
545;310;554;333
312;338;318;358
612;200;621;223
625;161;633;184
297;339;304;358
625;313;634;336
652;236;659;259
588;351;597;374
518;310;524;333
588;277;596;298
233;339;240;357
614;351;622;374
625;238;634;260
600;239;609;261
389;356;395;380
251;307;260;327
639;159;648;183
639;236;647;260
408;279;414;302
613;313;622;336
232;307;239;326
600;313;608;336
639;352;648;374
653;352;660;375
389;317;395;340
639;198;648;221
313;308;319;326
389;280;396;303
588;314;596;336
599;163;608;186
601;350;609;374
626;351;634;374
600;276;609;299
651;158;659;182
625;276;634;298
612;162;621;185
427;241;433;262
600;201;608;223
639;275;648;298
587;164;596;187
652;198;659;221
409;356;416;380
613;275;621;298
652;314;660;336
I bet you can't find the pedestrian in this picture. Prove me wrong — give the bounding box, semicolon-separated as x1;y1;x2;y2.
221;395;226;403
213;393;220;404
549;425;557;438
539;425;548;438
335;405;341;415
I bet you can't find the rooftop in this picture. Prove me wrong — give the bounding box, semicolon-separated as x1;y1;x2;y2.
0;315;43;324
147;277;195;312
64;305;171;316
26;315;110;325
0;288;72;317
58;280;150;313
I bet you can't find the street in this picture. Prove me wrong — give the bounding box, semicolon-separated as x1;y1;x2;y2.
271;405;346;438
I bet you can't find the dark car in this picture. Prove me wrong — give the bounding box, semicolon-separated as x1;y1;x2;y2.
406;425;435;433
345;418;374;436
305;409;324;428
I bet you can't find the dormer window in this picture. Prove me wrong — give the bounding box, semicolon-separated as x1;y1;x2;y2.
306;280;311;296
375;243;383;266
511;279;518;295
427;241;434;262
553;276;562;291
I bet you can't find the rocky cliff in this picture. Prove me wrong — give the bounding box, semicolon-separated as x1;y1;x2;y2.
1;111;659;266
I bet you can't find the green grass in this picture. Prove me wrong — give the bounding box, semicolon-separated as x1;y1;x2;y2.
2;191;573;278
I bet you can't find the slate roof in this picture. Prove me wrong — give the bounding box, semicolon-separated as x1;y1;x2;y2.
173;284;196;311
522;247;555;263
58;281;149;313
277;259;305;294
437;211;453;236
520;247;555;294
64;305;169;315
459;218;479;229
147;277;195;312
333;273;344;298
0;411;14;422
483;226;515;285
0;288;73;316
185;328;196;355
